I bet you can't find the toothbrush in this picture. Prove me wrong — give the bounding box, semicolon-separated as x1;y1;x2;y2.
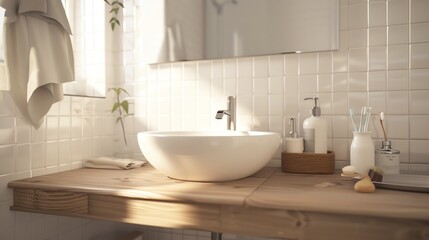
358;107;366;132
363;107;371;132
380;112;387;141
349;109;357;132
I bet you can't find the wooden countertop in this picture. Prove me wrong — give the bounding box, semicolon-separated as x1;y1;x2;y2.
8;166;429;240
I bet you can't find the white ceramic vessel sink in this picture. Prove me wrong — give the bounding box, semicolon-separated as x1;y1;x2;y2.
137;131;281;182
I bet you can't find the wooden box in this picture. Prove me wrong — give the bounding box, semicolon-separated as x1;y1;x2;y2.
281;151;335;174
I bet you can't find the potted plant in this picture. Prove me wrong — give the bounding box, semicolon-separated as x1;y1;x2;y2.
109;87;131;145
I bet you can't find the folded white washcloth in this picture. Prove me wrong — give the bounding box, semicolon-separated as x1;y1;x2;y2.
83;157;147;170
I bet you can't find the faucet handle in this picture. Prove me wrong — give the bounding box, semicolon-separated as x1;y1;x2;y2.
215;110;225;119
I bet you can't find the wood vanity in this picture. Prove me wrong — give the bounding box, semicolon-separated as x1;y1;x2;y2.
8;166;429;240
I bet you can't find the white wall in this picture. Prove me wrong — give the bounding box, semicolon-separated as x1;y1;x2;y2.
0;93;128;240
125;0;429;174
0;1;126;239
1;0;429;239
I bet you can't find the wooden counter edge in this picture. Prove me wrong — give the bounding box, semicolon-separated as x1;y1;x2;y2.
9;189;429;240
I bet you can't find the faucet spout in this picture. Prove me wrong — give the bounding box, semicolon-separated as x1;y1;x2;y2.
215;96;236;130
215;110;230;119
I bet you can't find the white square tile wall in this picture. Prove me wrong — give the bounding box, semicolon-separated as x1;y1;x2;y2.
0;1;123;236
2;0;429;239
124;0;429;174
0;92;122;240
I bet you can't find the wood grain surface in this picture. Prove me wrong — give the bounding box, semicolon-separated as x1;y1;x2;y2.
13;189;88;214
247;170;429;220
7;165;429;240
9;166;276;206
281;151;335;174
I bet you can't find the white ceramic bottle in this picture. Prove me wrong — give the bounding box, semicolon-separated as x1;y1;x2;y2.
303;97;327;154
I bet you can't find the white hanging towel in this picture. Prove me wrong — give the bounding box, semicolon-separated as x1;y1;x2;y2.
0;0;74;128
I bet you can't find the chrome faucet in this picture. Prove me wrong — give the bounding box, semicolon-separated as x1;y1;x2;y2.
215;96;236;130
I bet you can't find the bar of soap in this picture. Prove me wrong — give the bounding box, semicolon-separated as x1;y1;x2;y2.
342;165;360;177
354;176;375;193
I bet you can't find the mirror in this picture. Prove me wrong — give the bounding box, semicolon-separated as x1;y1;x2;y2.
138;0;339;64
0;8;7;91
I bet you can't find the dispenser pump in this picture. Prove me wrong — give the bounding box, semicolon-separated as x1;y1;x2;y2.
304;97;321;117
289;118;298;138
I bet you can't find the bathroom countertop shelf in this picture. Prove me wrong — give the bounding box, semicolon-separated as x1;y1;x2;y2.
8;166;429;240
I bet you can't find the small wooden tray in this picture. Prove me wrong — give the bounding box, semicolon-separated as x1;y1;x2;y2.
281;151;335;174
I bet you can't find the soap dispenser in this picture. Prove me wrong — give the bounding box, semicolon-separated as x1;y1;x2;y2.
303;97;327;154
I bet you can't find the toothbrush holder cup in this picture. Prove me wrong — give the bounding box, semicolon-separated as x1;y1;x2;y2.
350;131;375;177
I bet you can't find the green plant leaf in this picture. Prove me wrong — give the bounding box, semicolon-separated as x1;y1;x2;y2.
110;20;120;30
109;17;119;24
112;1;124;8
116;116;122;124
119;88;129;96
112;102;120;113
109;7;119;14
120;100;129;114
108;87;120;95
104;0;123;31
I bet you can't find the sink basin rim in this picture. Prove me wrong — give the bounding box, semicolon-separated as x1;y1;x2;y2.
137;130;281;182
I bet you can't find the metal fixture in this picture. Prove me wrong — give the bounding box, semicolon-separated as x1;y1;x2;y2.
289;117;298;138
215;96;236;130
211;232;222;240
210;0;238;14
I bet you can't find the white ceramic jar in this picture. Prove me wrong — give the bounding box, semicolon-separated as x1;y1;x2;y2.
350;131;375;176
